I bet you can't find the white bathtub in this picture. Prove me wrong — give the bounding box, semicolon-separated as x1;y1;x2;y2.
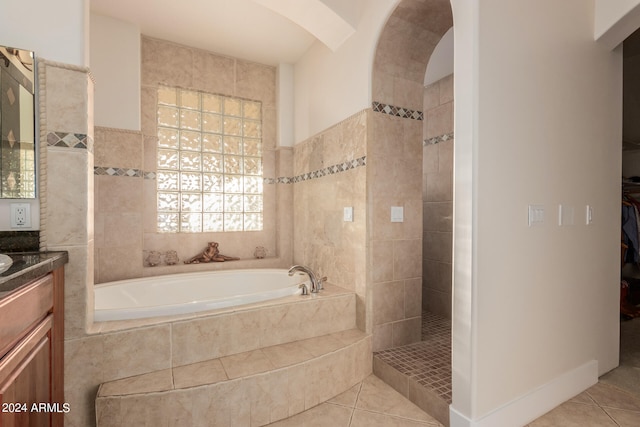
94;269;306;322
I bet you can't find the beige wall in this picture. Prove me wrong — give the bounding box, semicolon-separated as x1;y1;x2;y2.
422;74;453;318
451;0;622;422
94;36;292;283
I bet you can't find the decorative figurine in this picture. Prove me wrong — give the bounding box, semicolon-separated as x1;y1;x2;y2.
146;250;162;267
164;250;179;265
184;242;239;263
254;246;267;259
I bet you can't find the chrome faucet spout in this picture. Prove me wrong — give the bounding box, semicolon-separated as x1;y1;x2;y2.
288;265;320;293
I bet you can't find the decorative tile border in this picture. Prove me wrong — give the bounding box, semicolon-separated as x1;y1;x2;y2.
94;166;143;178
46;132;94;152
424;132;454;146
95;156;366;184
372;101;423;121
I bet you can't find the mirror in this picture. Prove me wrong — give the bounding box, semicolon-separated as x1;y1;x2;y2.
0;45;35;198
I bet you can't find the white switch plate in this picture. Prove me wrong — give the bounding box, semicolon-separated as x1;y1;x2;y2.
343;207;354;222
391;206;404;223
528;205;544;227
558;204;574;226
586;205;593;225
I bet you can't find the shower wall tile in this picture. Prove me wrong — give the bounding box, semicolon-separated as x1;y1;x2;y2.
422;75;454;318
392;316;422;347
235;60;277;107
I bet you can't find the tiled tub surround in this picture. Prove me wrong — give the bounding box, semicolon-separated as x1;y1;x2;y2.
82;284;369;426
94;36;290;284
293;110;368;330
422;74;453;319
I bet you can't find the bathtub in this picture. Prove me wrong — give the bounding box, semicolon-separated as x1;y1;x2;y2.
94;269;306;322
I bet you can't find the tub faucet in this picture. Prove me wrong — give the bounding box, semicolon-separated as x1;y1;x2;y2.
288;265;321;293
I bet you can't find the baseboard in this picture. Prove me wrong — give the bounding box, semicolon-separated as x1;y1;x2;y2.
449;359;598;427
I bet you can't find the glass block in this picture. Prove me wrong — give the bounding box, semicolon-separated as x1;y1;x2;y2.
243;101;261;119
158;106;179;128
224;194;243;212
158;128;179;149
202;134;222;153
244;195;263;212
244;213;263;231
158;192;179;212
158;213;179;233
223;117;242;136
202;113;222;133
158;87;177;106
202;153;223;173
244;176;263;194
224;213;243;231
181;109;201;130
224;175;243;193
181;213;202;233
157;171;179;191
179;90;200;109
243;138;262;156
202;93;222;113
224;137;243;155
224;98;242;117
203;213;224;232
224;155;243;174
180;131;201;151
180;172;202;192
203;193;223;212
244;157;262;175
181;193;202;212
203;173;223;192
243;120;261;138
157;149;179;170
180;151;201;171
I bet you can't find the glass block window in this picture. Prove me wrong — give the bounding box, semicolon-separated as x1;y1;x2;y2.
156;87;263;232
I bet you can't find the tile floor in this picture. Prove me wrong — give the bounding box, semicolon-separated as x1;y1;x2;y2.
268;313;640;426
266;375;640;426
374;312;452;403
266;374;444;426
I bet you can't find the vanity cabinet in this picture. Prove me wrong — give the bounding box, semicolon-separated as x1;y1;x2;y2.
0;267;64;427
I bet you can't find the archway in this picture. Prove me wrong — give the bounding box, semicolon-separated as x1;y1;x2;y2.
367;0;453;424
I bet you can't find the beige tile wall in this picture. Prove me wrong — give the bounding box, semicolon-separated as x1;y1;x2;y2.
93;36;291;283
422;74;454;318
368;112;424;351
292;110;368;329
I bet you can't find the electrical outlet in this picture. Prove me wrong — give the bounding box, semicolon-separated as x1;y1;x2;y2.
10;203;31;228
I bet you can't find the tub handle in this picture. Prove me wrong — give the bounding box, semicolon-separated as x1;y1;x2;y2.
298;283;309;295
317;276;327;291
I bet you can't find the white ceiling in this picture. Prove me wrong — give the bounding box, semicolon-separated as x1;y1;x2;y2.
90;0;320;66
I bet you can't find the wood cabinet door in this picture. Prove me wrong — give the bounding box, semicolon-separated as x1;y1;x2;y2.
0;319;53;427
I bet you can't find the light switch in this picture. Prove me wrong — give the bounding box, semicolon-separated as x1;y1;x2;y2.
343;207;354;222
586;205;593;225
391;206;404;223
558;204;574;226
528;205;544;227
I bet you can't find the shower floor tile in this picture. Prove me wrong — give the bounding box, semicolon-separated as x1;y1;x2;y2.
374;311;452;404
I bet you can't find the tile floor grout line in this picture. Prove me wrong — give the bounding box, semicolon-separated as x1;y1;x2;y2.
347;382;363;427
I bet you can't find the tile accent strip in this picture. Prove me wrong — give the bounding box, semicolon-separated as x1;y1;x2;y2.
424;132;454;146
95;156;366;183
372;101;423;121
47;132;94;152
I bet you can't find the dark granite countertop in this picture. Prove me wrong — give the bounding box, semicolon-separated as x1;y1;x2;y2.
0;251;68;294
